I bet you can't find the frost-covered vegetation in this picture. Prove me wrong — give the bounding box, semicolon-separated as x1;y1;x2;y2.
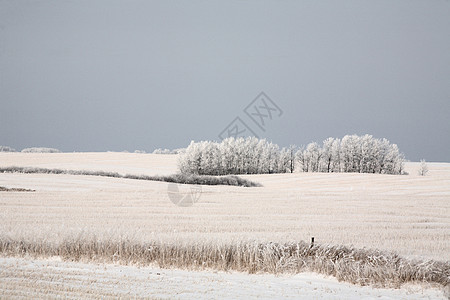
1;154;449;294
1;146;62;153
0;146;16;152
0;236;448;289
0;166;260;187
297;134;405;174
0;186;35;192
21;147;61;153
179;135;405;176
153;148;185;154
179;137;296;175
418;159;429;176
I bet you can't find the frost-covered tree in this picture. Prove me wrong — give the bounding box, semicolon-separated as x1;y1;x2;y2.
178;137;289;175
384;143;405;174
178;141;203;174
220;138;236;174
296;142;323;172
340;135;356;173
418;159;428;176
359;134;379;173
251;138;266;174
262;141;280;174
305;142;322;172
321;138;335;172
295;146;306;172
330;138;341;172
278;147;292;173
200;141;220;175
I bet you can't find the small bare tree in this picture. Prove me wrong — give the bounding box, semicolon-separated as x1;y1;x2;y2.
418;159;428;176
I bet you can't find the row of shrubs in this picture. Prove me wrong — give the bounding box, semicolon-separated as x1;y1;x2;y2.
0;166;260;187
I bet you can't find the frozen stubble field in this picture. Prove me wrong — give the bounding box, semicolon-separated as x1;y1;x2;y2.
0;257;445;299
0;153;449;298
0;152;448;260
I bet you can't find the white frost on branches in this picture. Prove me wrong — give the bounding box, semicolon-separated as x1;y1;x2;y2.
179;135;406;176
296;135;405;175
178;137;295;175
418;159;428;176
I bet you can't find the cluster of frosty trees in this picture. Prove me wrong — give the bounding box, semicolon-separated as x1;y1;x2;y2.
296;135;405;174
179;135;405;175
178;137;296;175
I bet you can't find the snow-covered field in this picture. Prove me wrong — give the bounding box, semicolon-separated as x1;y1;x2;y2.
0;257;446;299
0;152;449;298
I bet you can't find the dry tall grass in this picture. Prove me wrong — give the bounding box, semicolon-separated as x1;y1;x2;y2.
0;234;448;289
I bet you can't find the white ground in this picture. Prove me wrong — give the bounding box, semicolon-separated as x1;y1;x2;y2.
0;152;449;298
0;256;446;299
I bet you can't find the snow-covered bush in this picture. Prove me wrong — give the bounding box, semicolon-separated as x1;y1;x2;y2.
0;146;16;152
21;147;61;153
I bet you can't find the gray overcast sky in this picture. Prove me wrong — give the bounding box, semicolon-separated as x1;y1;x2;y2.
1;0;449;162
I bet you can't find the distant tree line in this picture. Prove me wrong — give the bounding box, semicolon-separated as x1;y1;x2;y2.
0;146;16;152
0;146;61;153
152;148;185;155
178;135;405;176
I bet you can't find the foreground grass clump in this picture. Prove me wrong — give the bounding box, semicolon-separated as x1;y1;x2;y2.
0;166;261;187
0;235;448;289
